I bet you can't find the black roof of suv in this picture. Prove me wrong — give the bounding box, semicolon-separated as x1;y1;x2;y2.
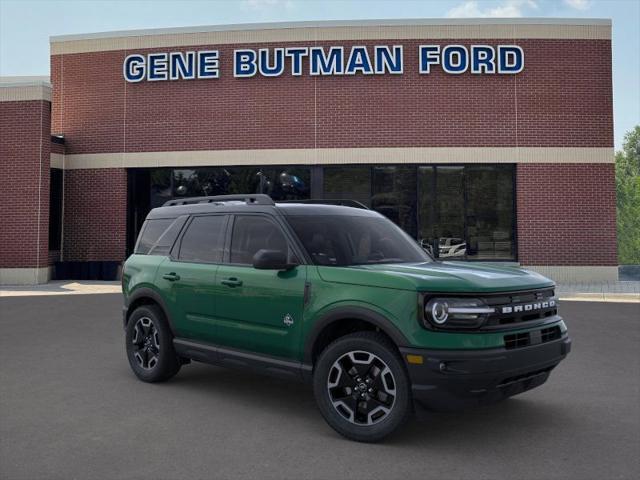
147;194;376;220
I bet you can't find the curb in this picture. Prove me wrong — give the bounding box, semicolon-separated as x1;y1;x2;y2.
559;293;640;303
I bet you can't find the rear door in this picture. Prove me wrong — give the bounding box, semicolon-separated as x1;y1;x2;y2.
158;214;228;344
212;214;307;359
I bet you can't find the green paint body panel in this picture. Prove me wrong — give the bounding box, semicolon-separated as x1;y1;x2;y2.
123;253;564;362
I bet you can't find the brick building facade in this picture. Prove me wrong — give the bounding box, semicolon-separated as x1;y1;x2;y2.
0;19;616;284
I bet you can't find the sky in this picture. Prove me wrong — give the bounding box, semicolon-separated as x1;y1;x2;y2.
1;0;638;149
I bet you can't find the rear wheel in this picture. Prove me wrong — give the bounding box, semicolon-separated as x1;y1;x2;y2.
313;332;412;442
125;305;181;382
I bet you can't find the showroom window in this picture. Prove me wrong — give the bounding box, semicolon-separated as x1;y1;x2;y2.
129;164;516;261
464;165;515;260
322;164;516;261
372;166;417;239
323;166;371;207
416;165;515;260
152;166;310;207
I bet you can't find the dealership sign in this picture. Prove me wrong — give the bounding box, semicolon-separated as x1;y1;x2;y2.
123;45;524;82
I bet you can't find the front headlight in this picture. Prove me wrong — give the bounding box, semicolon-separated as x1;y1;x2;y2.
424;297;495;329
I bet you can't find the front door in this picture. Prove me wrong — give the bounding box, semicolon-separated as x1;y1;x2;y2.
158;214;228;344
213;214;306;359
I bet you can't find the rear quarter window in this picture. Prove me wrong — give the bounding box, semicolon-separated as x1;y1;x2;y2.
135;217;185;255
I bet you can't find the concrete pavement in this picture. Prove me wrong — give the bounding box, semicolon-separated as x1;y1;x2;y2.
1;294;638;480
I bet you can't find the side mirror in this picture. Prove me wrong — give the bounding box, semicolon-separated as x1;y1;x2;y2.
252;249;297;271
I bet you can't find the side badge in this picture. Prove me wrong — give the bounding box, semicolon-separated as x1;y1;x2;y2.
283;314;294;327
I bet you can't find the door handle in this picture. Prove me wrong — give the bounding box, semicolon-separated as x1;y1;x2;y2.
221;277;243;287
162;272;181;282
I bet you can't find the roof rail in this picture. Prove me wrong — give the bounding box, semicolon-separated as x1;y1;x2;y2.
163;194;275;207
276;199;369;209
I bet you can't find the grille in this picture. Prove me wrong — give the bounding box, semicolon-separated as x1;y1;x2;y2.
504;326;562;350
481;288;558;330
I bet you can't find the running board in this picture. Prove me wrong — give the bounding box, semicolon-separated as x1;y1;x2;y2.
173;338;312;382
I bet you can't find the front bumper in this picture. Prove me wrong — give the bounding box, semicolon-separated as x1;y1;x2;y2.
400;334;571;411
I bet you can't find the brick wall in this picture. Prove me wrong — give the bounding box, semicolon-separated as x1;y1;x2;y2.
517;163;617;266
51;141;65;154
47;34;614;268
0;100;50;269
62;168;127;261
51;39;613;154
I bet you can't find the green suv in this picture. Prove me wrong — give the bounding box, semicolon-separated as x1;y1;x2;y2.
122;194;570;442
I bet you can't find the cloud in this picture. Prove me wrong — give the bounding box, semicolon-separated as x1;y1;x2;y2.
446;0;538;18
563;0;591;10
242;0;294;10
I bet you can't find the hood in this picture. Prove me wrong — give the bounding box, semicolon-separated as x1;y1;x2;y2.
316;261;554;293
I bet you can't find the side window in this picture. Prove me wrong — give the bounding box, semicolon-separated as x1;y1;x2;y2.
178;215;227;263
230;216;289;265
148;216;188;256
135;218;173;254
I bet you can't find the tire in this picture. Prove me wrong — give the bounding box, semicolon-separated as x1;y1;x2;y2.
313;331;412;442
125;304;181;383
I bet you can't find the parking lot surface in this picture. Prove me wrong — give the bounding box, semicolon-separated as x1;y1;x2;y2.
1;295;639;480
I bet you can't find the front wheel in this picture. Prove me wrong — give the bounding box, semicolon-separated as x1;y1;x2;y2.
313;332;412;442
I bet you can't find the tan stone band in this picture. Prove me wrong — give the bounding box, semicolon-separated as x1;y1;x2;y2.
51;19;611;55
56;147;614;170
0;84;51;102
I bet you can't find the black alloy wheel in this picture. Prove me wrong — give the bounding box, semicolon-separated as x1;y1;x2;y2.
131;316;161;370
327;350;397;426
125;305;181;383
313;331;412;442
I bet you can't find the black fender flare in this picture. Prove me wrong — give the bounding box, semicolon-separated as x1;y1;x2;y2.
125;287;176;335
303;306;409;365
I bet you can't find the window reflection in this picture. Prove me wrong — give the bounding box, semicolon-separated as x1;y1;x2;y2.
465;165;514;260
323;166;371;206
149;166;310;208
143;163;516;261
371;166;417;239
417;165;514;260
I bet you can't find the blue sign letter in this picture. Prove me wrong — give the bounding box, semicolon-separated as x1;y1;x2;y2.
374;46;403;74
470;45;496;74
147;53;168;81
170;52;196;80
309;47;344;75
285;47;308;76
234;49;257;77
498;46;524;74
198;51;219;79
259;48;285;77
442;45;468;74
346;46;373;75
124;54;145;82
419;45;440;74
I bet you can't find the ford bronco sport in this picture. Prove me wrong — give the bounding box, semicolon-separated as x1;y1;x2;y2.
122;194;570;442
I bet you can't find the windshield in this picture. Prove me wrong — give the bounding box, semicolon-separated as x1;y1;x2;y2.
286;215;432;266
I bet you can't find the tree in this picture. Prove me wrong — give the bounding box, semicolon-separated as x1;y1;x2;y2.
616;126;640;264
